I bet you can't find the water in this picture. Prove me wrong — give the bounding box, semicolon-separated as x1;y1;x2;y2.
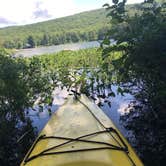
28;86;134;136
27;88;69;132
100;85;134;136
14;41;100;57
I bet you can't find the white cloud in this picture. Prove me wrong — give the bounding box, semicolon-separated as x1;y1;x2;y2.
33;1;51;19
0;0;36;26
0;0;81;26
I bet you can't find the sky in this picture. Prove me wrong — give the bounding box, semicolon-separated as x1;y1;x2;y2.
0;0;144;28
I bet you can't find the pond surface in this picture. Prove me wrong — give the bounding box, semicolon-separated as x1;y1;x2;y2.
14;41;100;57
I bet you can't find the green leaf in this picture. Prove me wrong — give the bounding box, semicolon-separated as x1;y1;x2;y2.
112;0;119;5
117;87;124;95
103;3;110;7
103;38;111;45
108;92;116;97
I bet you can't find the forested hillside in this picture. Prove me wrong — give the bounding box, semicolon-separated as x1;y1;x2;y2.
0;4;140;49
0;9;110;49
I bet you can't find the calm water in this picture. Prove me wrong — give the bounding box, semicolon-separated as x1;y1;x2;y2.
14;41;100;57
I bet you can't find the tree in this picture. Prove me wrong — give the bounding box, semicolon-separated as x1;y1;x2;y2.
41;33;49;46
0;48;53;165
102;0;166;165
27;35;35;48
3;40;15;48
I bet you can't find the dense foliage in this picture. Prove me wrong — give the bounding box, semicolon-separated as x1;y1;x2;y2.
26;48;111;96
0;9;110;49
0;48;55;166
102;0;166;165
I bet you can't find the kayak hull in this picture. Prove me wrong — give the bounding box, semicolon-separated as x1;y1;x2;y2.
21;94;143;166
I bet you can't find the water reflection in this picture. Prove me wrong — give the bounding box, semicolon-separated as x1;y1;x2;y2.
28;85;135;136
26;87;69;131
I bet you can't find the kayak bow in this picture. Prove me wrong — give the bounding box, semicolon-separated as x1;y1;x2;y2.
21;94;143;166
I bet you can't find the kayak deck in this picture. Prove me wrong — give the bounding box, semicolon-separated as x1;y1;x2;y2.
21;94;143;166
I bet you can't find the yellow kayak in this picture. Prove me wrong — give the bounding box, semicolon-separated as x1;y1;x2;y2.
21;94;143;166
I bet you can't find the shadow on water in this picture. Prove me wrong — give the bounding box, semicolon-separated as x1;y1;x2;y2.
0;116;36;166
